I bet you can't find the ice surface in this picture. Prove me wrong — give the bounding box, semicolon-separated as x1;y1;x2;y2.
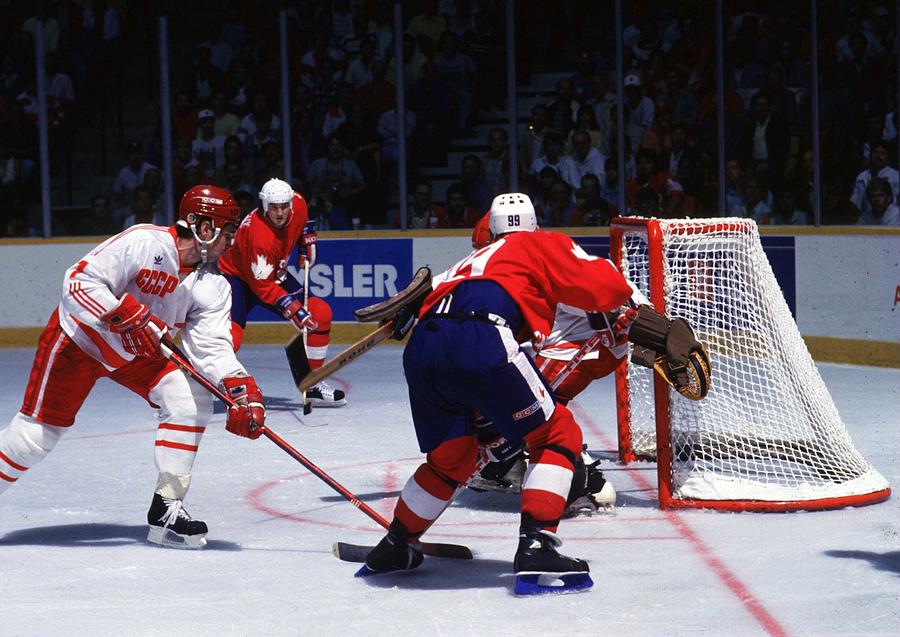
1;346;898;636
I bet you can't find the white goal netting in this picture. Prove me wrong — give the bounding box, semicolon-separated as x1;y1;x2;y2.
614;218;889;507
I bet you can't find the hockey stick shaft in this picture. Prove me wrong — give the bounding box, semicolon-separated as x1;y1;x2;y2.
158;336;472;559
301;259;310;407
296;320;395;392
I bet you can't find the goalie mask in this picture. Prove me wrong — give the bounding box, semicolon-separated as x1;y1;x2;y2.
178;185;242;263
259;178;294;226
488;192;538;236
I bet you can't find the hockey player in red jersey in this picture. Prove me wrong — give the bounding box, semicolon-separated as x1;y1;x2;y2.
359;192;635;594
218;178;346;407
0;185;266;549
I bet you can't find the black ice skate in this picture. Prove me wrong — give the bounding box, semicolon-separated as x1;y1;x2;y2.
514;527;592;595
355;522;423;577
564;458;616;518
306;382;347;407
147;493;208;549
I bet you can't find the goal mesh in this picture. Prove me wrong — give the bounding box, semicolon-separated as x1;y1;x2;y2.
613;218;890;509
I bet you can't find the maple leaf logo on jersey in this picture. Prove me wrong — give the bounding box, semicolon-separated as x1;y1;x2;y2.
250;254;274;280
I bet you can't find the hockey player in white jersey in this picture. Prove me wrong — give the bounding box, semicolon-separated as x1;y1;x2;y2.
0;185;266;549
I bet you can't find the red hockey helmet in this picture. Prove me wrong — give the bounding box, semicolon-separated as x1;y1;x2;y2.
178;185;241;229
471;211;492;249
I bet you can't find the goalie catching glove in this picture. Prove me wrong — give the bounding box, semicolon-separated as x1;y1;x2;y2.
626;305;712;400
223;375;266;439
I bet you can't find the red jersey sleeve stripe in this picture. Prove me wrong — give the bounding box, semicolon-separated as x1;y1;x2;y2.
69;283;107;318
0;471;17;483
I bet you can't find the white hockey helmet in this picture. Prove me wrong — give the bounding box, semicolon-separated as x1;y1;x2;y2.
259;178;294;217
488;192;538;236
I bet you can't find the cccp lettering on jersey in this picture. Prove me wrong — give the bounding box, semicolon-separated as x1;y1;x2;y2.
136;268;178;298
298;263;400;299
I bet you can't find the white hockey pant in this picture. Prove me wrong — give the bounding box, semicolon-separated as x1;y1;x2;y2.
0;413;67;494
149;369;213;500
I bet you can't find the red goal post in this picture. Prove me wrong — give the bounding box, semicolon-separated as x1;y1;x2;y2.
609;217;891;512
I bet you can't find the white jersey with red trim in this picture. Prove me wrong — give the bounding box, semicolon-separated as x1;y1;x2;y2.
58;224;244;382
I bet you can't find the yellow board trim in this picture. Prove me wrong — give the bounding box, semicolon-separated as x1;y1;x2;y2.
0;325;896;367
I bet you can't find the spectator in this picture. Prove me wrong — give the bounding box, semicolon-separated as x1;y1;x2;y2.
569;130;607;187
762;66;797;126
641;101;673;156
626;148;684;217
121;185;165;229
734;174;772;225
220;160;254;198
529;130;579;190
739;91;788;188
566;106;605;155
75;194;115;236
213;135;254;189
180;43;225;102
21;2;60;54
142;167;163;210
367;2;394;60
432;31;476;135
623;73;655;136
629;185;662;216
377;105;416;191
239;92;281;139
331;0;355;42
299;32;342;90
292;108;325;181
770;187;809;225
401;180;447;229
599;156;621;213
45;53;75;129
570;174;612;226
725;158;745;214
0;53;24;103
211;91;240;138
173;139;202;200
519;104;550;177
322;82;356;139
442;183;480;228
408;61;452;165
482;126;509;199
192;109;226;178
726;41;765;90
662;66;698;125
244;113;278;174
849;142;900;220
225;63;255;117
171;91;199;142
255;140;285;187
531;166;559;214
356;59;394;123
386;33;428;88
860;177;900;226
538;179;577;227
660;121;704;197
344;36;377;88
407;0;447;51
111;141;158;210
546;78;579;137
306;136;365;230
453;154;492;214
234;190;255;218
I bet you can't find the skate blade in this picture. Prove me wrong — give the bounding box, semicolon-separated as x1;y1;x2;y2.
147;526;207;550
307;399;347;408
466;477;521;494
514;572;593;596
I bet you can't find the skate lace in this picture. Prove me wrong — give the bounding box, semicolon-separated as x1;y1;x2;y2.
159;497;190;527
312;382;335;398
537;529;563;549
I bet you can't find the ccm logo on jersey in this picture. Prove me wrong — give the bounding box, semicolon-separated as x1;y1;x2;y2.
512;401;541;421
136;268;178;297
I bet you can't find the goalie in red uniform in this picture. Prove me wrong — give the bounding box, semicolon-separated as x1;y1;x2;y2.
218;178;346;407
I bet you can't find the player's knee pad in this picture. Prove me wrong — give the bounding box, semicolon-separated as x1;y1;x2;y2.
523;403;583;469
0;414;66;489
307;297;332;331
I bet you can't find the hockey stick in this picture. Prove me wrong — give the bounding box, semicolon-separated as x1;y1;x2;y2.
297;320;395;392
283;260;314;415
157;336;472;560
301;259;311;409
334;331;609;562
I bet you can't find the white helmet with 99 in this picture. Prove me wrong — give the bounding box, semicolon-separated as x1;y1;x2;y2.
488;192;538;236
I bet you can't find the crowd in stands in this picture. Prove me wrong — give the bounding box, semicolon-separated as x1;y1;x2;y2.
0;1;898;237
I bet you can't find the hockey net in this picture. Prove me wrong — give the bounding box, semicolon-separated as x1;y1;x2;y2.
610;217;890;511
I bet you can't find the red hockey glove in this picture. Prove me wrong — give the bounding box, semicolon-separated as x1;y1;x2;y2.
101;293;168;358
275;291;319;332
223;375;266;439
302;220;318;265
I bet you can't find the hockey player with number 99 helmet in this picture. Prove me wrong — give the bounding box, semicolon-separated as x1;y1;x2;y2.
0;183;268;551
359;192;634;594
218;178;346;407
